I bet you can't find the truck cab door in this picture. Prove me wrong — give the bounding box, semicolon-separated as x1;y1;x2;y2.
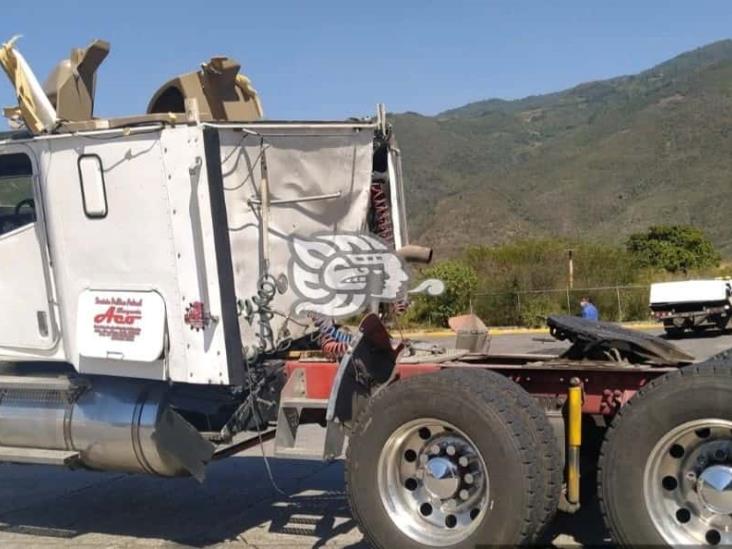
0;148;57;351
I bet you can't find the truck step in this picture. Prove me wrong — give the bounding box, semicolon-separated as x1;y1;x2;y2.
0;374;87;393
0;446;81;466
279;397;329;409
274;368;344;461
273;446;326;460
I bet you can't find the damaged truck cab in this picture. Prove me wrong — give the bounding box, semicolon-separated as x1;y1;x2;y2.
0;38;413;480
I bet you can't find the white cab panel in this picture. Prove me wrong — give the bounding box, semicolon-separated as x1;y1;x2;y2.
0;224;55;349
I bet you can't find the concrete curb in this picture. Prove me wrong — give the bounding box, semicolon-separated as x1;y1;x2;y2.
401;321;659;338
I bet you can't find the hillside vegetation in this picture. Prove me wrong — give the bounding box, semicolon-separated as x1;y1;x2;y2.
405;228;730;328
393;40;732;257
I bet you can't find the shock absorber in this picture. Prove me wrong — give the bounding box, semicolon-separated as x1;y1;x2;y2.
567;378;583;505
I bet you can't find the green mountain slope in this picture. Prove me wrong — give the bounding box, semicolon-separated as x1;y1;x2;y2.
394;40;732;256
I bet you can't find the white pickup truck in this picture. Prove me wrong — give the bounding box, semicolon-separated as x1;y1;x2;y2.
649;279;732;337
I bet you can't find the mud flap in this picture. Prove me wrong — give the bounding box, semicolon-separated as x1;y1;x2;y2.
326;313;401;428
153;407;215;482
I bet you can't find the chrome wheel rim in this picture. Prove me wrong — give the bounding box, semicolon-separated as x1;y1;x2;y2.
644;419;732;546
377;418;489;546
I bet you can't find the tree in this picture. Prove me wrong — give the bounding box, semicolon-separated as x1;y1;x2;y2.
408;260;478;326
626;225;720;273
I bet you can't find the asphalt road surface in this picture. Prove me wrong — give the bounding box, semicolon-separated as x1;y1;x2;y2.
486;326;732;360
0;327;730;548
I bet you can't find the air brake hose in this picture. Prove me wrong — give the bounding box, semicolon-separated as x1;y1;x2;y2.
311;314;353;359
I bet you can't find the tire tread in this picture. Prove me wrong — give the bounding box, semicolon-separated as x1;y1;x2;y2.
345;367;547;547
598;359;732;545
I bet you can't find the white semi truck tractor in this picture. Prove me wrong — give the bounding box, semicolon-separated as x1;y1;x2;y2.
0;38;731;547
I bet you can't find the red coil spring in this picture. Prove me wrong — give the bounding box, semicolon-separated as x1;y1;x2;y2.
321;340;349;358
371;181;411;316
311;314;352;359
371;182;394;245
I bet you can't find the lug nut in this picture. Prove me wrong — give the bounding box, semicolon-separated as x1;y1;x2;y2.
464;473;475;485
458;456;469;467
459;489;470;500
420;454;429;465
446;445;456;456
430;444;441;455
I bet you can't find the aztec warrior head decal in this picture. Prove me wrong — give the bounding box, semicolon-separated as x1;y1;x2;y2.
289;233;410;318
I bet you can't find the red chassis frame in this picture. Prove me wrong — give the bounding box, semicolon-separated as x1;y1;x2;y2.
284;359;677;417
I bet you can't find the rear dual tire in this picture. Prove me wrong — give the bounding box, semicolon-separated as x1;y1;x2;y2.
599;360;732;546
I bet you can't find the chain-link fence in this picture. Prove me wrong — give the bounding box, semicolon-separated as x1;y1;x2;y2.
469;285;651;328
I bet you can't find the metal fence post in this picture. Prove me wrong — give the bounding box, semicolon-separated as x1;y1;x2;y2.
516;292;522;324
566;288;571;314
616;286;623;322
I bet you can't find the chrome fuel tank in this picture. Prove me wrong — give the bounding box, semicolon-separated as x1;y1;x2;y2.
0;374;212;477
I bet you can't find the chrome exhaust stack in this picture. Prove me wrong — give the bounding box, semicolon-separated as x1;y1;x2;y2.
0;374;213;480
397;244;433;264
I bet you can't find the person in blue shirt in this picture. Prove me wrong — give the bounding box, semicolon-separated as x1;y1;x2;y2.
580;296;599;321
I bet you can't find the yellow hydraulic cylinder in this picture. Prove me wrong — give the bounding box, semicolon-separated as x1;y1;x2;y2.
567;382;582;505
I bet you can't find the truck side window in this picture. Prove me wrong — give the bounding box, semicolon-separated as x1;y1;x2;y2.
0;153;35;237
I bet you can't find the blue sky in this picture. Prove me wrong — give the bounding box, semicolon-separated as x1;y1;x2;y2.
1;1;731;121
